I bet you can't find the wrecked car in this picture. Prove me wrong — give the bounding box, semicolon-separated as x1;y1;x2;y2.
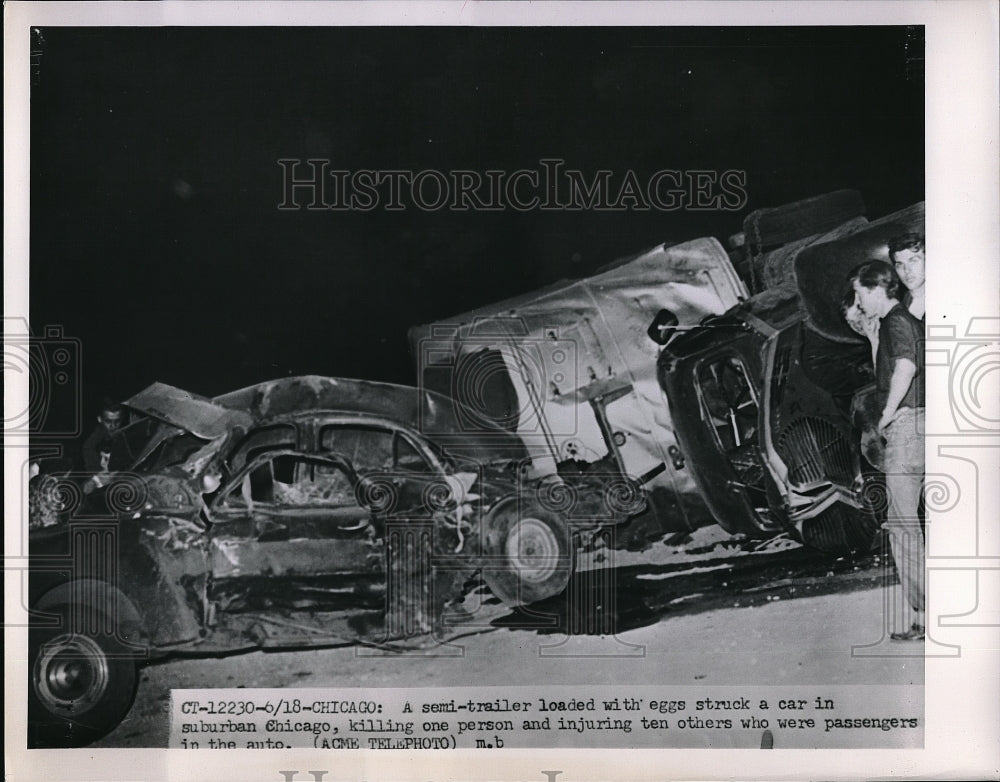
655;197;925;551
28;376;641;747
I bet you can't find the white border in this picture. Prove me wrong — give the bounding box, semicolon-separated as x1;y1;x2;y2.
5;2;999;780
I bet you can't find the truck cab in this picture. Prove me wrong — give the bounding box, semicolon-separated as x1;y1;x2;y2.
655;199;925;552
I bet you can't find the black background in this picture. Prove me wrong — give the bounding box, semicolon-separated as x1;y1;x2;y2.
29;25;923;425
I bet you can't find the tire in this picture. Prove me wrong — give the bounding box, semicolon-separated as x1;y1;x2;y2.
29;606;139;747
482;502;576;606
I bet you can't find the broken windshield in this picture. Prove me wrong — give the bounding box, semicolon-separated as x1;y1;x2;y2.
133;429;211;473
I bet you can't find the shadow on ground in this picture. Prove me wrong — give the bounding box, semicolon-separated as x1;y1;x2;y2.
448;532;894;637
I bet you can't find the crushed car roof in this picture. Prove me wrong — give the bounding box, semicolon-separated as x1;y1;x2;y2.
215;375;527;462
212;375;459;425
131;376;527;464
126;382;253;439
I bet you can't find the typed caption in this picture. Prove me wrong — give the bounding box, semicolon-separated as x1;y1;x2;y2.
170;685;921;750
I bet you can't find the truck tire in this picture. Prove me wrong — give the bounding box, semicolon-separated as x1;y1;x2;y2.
483;502;576;606
28;606;139;747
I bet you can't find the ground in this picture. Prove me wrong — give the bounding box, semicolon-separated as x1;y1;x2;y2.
94;526;922;748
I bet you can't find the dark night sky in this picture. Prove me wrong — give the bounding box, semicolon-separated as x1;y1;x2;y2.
30;25;923;423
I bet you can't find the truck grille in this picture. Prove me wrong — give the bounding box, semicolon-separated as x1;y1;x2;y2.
797;502;881;554
776;416;854;486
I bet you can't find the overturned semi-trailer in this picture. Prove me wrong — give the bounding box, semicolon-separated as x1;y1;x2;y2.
410;236;750;540
411;192;925;554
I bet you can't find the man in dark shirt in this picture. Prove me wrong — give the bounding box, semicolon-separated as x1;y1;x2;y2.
851;260;925;641
81;399;125;472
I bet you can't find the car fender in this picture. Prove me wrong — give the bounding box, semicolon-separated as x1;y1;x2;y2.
33;578;149;655
123;514;208;649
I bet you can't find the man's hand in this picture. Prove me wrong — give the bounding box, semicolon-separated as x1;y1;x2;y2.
878;409;897;432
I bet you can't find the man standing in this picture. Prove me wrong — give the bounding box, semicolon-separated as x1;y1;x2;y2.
888;232;926;320
81;399;125;472
850;260;925;641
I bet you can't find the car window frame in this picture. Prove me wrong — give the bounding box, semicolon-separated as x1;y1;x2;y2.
210;448;361;515
225;422;300;476
693;351;761;455
317;420;443;478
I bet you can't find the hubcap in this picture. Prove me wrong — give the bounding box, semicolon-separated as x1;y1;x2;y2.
506;517;560;583
34;634;109;715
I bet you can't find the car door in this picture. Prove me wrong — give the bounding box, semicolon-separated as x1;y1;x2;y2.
317;422;444;518
205;449;385;614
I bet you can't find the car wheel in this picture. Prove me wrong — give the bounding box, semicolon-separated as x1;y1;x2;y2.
483;502;576;606
29;606;139;747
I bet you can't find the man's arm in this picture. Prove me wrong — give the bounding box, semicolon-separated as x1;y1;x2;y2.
878;357;917;431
